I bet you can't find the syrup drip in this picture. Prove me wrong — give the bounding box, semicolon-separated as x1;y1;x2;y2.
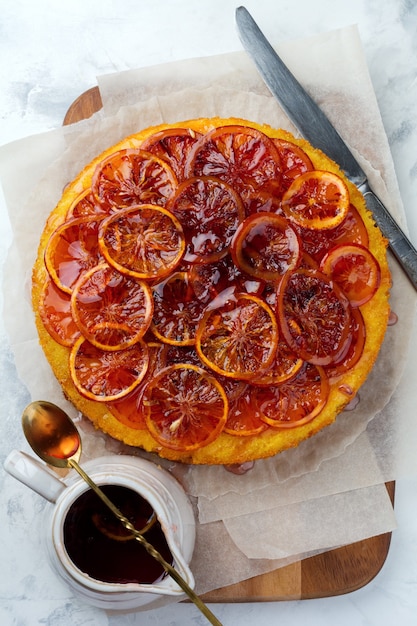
338;384;354;396
345;396;360;411
344;394;360;411
225;460;255;475
388;310;398;326
338;385;360;411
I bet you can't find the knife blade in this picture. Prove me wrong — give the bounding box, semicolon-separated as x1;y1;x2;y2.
236;5;417;291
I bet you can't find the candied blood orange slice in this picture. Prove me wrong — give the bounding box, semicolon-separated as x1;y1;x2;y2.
167;176;245;263
224;386;269;436
319;243;381;307
189;256;264;304
232;212;301;282
196;293;278;379
106;342;168;429
70;337;149;402
142;364;228;451
273;138;313;192
277;269;351;366
252;337;303;386
151;272;206;346
296;204;369;262
299;251;320;271
324;307;366;380
44;216;104;294
185;125;282;196
243;190;283;216
164;343;202;367
255;362;329;428
139;128;202;181
98;204;185;280
66;188;109;219
281;170;350;230
71;263;153;351
91;149;177;209
39;279;80;346
106;381;146;428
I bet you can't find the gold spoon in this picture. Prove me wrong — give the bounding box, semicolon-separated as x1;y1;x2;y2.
22;401;222;626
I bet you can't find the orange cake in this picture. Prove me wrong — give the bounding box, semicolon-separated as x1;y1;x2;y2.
32;117;391;464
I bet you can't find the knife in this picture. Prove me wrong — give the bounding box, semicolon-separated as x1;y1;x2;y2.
236;5;417;291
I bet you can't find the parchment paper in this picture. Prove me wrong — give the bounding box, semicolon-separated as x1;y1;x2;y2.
1;25;416;595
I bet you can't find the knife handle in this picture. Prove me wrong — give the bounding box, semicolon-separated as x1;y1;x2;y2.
362;188;417;290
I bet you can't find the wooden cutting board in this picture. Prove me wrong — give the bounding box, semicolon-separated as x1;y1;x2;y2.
63;86;395;601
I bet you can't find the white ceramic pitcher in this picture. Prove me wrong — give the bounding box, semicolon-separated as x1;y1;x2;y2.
4;450;196;611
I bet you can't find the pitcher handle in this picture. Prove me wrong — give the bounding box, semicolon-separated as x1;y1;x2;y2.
4;450;66;503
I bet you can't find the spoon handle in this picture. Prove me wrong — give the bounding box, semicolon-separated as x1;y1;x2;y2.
68;460;222;626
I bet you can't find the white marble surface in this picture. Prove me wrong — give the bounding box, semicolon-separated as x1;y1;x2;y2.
1;1;417;625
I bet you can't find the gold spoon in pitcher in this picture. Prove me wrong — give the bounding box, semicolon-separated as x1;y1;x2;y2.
22;400;222;626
